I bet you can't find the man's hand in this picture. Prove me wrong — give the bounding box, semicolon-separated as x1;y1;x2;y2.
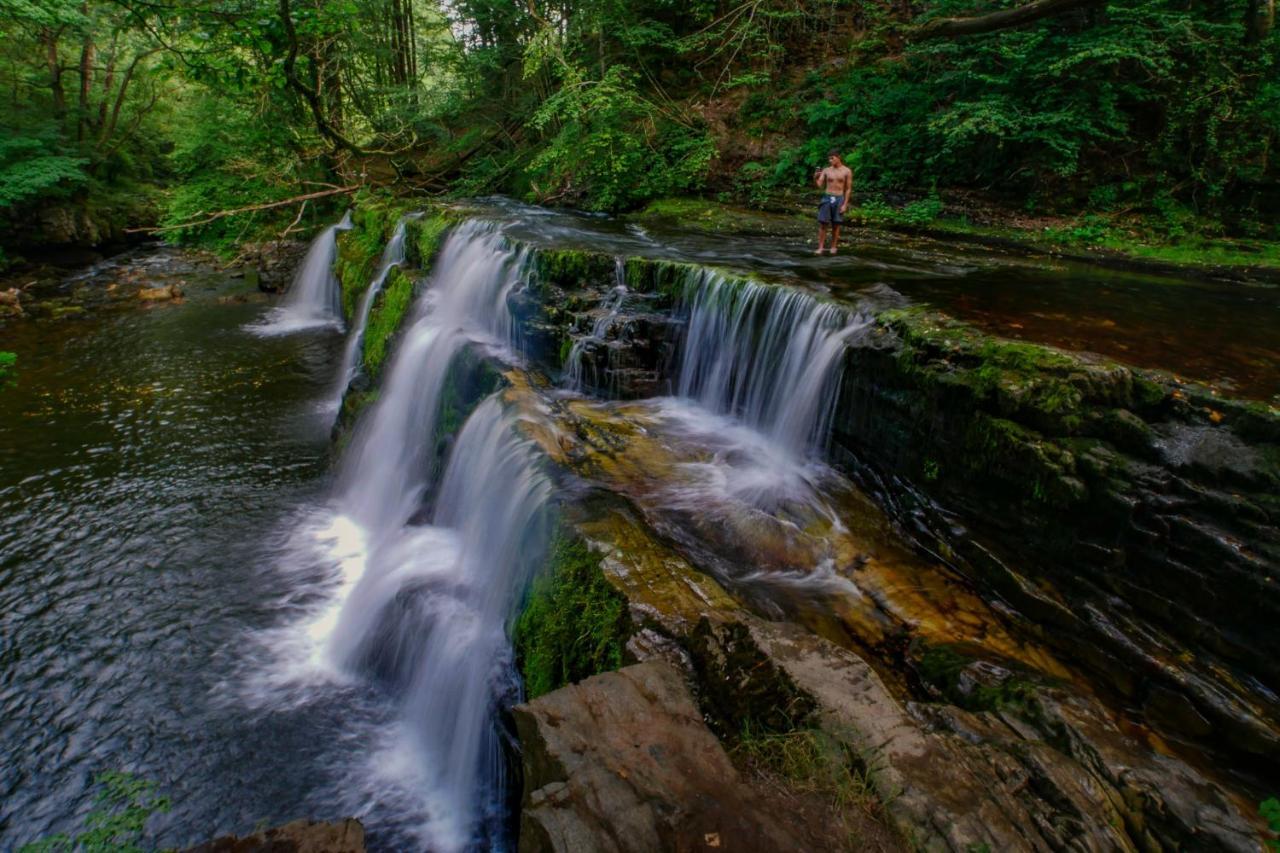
840;201;848;214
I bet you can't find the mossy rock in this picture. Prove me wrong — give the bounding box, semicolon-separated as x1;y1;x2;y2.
514;532;633;699
361;265;415;380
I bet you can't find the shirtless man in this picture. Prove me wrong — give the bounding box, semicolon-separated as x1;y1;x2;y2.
813;150;853;255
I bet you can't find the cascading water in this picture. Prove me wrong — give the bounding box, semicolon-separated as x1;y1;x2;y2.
305;222;542;848
562;259;628;390
251;212;352;335
328;397;550;850
675;270;869;456
334;221;528;535
329;214;420;411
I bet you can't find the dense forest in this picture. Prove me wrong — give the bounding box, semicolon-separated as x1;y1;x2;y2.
1;0;1277;260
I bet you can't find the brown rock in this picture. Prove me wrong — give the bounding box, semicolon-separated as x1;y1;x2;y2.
514;662;849;853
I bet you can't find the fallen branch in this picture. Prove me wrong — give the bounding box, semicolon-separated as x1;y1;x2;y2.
127;185;359;234
910;0;1102;40
279;199;309;239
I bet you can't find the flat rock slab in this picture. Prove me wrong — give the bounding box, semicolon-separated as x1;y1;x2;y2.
514;661;849;853
185;818;365;853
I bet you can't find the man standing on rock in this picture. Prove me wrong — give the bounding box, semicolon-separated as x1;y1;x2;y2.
814;150;853;255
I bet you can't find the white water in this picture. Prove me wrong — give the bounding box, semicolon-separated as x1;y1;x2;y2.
329;214;420;411
562;259;628;391
323;223;539;848
676;270;869;456
334;221;528;535
328;397;551;850
250;212;352;336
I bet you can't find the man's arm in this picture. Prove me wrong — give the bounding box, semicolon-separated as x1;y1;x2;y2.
814;168;826;189
841;167;853;211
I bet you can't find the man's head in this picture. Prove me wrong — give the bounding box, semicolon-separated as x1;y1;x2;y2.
827;149;843;166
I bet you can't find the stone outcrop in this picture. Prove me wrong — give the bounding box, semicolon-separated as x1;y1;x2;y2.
831;309;1280;766
185;818;365;853
514;661;867;853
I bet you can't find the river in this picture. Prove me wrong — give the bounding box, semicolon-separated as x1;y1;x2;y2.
0;210;1274;851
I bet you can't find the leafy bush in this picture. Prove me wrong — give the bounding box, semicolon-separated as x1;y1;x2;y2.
1263;798;1280;852
527;65;715;211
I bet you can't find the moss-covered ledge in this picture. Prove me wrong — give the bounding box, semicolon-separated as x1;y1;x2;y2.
832;306;1280;765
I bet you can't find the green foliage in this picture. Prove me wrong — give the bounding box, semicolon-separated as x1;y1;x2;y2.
20;771;170;853
772;0;1279;233
527;64;714;211
362;266;415;378
0;133;88;210
514;533;630;698
0;352;16;390
1263;798;1280;852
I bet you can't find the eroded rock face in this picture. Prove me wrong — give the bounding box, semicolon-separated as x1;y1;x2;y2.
538;499;1260;852
514;661;868;853
184;818;365;852
830;310;1280;765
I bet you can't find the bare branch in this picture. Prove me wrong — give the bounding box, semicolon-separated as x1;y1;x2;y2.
126;185;359;233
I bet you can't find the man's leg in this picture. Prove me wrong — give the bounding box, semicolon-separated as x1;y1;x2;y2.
816;223;828;254
830;224;841;254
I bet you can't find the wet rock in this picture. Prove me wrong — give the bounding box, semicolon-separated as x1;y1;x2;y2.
138;283;184;301
238;240;309;292
832;308;1280;762
0;288;24;317
185;818;365;852
514;661;842;853
542;502;1260;853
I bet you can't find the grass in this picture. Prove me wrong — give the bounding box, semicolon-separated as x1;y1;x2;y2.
731;725;880;814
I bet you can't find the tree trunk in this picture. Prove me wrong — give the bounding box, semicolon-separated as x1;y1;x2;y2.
45;30;66;117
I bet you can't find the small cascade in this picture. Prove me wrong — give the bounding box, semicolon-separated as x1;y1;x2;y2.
675;270;870;456
562;260;628;390
250;212;352;336
334;220;528;537
329;214;421;410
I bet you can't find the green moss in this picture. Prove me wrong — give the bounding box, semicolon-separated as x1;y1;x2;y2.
514;533;631;699
335;227;385;320
405;213;452;269
362;266;415;379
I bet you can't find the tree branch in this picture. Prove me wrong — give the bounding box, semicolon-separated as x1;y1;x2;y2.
126;185;359;233
279;0;365;154
910;0;1103;40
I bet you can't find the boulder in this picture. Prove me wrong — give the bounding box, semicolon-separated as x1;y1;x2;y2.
514;661;867;853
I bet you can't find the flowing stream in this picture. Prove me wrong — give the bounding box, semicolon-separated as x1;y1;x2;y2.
1;203;1275;851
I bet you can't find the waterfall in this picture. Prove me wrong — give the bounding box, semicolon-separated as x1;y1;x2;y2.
329;214;420;410
675;270;869;455
329;397;550;850
334;221;527;536
318;221;544;848
562;263;628;391
250;212;352;336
